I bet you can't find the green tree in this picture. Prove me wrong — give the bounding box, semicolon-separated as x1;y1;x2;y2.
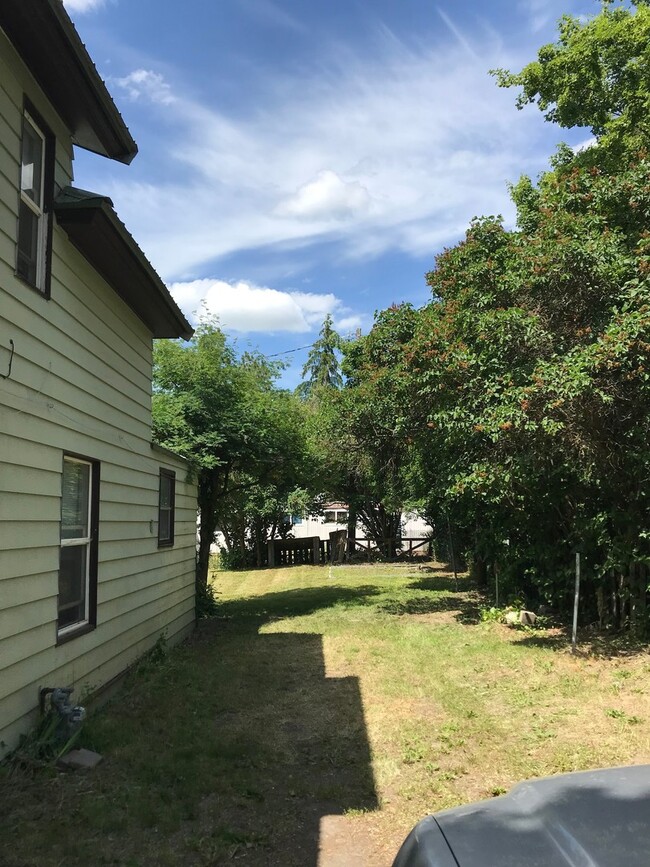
492;1;650;168
213;388;315;567
310;306;420;557
298;314;344;398
383;157;650;617
153;321;295;589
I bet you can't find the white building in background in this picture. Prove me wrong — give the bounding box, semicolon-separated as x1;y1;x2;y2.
288;503;432;543
210;504;432;555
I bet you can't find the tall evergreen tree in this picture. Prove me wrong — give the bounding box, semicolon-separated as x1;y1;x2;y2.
298;314;343;398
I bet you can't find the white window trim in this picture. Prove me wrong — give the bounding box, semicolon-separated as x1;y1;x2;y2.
18;111;48;291
58;456;93;636
21;112;45;213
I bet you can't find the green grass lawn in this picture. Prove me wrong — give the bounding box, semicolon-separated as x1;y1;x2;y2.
2;562;650;866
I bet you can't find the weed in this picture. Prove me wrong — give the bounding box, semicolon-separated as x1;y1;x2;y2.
480;606;506;623
196;580;220;618
605;708;643;724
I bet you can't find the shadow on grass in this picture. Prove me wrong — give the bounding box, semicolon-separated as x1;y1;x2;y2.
187;627;379;865
215;584;381;625
407;576;473;593
376;576;483;624
1;629;378;867
380;592;482;623
512;627;649;658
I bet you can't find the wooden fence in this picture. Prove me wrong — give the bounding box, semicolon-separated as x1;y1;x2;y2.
267;536;322;567
349;537;432;561
264;535;432;567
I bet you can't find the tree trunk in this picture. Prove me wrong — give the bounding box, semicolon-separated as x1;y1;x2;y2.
347;506;357;558
196;467;222;590
254;520;264;568
358;501;401;559
472;557;488;588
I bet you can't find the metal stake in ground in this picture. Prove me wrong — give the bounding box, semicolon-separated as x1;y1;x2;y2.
572;552;581;654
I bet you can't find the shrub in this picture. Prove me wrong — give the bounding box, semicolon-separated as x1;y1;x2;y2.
196;581;220;618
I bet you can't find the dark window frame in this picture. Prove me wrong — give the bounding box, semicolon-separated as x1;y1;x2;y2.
158;469;176;548
16;98;55;298
57;452;100;644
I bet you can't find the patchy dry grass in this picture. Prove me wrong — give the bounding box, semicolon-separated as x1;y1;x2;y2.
2;562;650;866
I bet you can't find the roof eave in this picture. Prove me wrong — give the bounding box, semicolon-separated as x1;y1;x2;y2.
55;189;193;340
1;0;137;163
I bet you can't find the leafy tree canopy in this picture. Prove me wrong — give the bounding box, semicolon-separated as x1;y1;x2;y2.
153;320;315;585
493;1;650;168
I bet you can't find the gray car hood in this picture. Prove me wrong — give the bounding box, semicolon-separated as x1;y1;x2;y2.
393;765;650;867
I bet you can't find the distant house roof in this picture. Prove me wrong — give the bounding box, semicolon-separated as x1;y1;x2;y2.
1;0;137;163
55;187;193;340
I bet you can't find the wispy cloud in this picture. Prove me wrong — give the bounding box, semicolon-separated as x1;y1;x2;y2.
115;70;176;106
436;8;480;60
85;26;555;283
238;0;306;33
518;0;590;34
63;0;107;13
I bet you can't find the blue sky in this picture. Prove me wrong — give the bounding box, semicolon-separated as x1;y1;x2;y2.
63;0;598;387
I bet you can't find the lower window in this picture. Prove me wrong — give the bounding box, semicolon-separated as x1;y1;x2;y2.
158;469;175;547
58;454;99;637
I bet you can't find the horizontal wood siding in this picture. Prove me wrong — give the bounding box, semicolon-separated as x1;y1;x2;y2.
0;37;197;755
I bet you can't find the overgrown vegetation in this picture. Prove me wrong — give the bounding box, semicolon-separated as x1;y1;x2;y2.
317;0;650;629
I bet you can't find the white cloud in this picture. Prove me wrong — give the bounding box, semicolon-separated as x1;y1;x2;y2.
76;24;570;281
335;314;366;335
288;291;340;323
276;170;372;221
519;0;592;34
436;8;480;60
63;0;106;12
114;70;176;106
168;279;340;333
572;136;596;154
518;0;557;32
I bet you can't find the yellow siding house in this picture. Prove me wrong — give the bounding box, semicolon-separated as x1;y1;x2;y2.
0;0;197;756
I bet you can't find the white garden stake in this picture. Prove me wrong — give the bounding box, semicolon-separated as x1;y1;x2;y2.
572;552;580;654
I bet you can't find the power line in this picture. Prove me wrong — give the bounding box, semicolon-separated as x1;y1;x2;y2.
265;331;356;359
266;343;315;358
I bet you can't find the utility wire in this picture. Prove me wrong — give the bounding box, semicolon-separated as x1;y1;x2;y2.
265;343;315;358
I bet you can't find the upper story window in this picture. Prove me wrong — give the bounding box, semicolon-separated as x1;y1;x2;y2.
17;107;54;296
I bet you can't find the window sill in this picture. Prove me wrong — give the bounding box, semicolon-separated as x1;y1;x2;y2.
56;622;96;646
14;269;50;299
158;540;175;549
